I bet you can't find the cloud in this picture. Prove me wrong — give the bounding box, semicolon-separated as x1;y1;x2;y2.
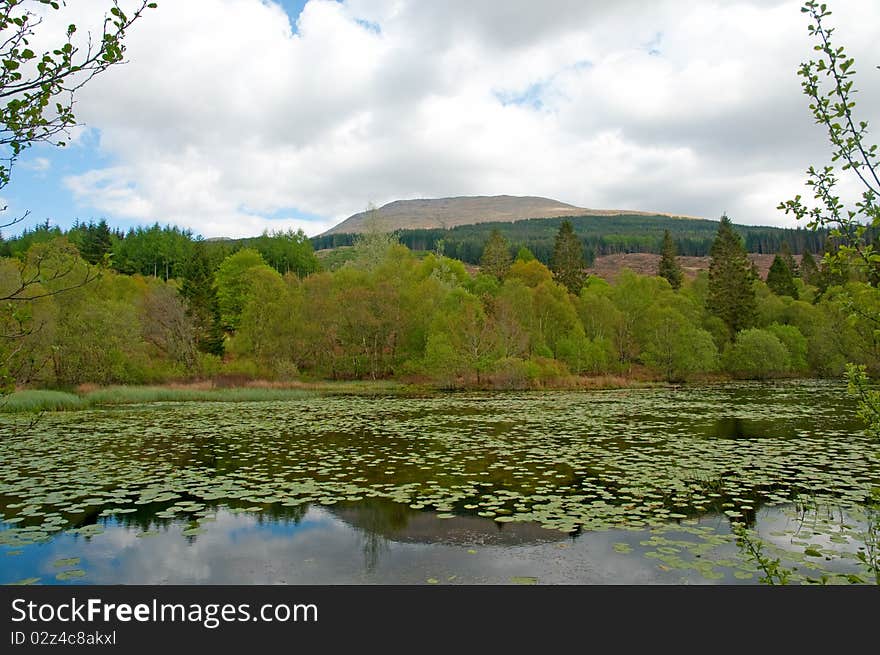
21;157;51;173
36;0;880;236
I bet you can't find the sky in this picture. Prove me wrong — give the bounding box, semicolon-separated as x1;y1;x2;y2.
2;0;879;239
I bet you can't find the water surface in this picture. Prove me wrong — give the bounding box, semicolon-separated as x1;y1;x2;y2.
1;381;877;584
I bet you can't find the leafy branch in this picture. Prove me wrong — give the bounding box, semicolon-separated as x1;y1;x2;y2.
0;0;158;195
777;1;880;280
732;523;792;585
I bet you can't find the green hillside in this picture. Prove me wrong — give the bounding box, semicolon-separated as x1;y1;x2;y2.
311;214;829;266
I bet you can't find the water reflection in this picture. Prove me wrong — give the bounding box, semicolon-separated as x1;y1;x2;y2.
1;501;869;585
712;417;798;440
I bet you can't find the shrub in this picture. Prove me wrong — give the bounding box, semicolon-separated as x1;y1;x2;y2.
723;329;791;379
488;357;541;389
766;323;809;373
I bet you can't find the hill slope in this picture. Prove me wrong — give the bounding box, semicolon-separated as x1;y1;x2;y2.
312;213;827;267
322;195;695;235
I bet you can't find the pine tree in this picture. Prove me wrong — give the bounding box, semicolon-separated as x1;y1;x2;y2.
779;241;799;277
707;214;756;337
79;219;113;265
550;220;587;294
800;249;819;285
181;241;225;356
480;229;512;279
766;254;799;299
657;230;683;290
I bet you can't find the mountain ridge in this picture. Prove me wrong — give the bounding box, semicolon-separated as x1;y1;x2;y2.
321;195;700;235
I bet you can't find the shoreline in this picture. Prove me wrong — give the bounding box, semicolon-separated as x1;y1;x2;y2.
0;376;841;414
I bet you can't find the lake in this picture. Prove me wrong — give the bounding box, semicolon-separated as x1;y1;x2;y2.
1;381;878;585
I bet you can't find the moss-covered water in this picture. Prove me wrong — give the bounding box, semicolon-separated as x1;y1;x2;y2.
1;381;878;584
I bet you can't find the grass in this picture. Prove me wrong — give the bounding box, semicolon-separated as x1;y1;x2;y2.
0;381;419;414
0;374;667;414
83;385;318;405
0;390;89;413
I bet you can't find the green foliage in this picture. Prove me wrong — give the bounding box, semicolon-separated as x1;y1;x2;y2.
767;323;809;373
230;267;299;374
780;242;799;277
723;329;791;379
800;249;820;285
550;220;587;295
0;226;876;389
657;230;683;290
215;248;267;331
73;220;114;265
424;288;497;384
766;254;799;299
639;307;718;381
418;253;469;289
249;229;318;277
0;1;157;194
734;524;793;585
349;219;399;271
507;258;553;287
708;215;757;337
480;229;512;279
846;363;880;440
778;1;880;280
515;246;536;262
0;390;86;413
312;214;828;266
180;241;224;356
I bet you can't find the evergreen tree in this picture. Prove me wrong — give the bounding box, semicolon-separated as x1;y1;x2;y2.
779;241;799;277
181;242;225;356
79;220;113;265
766;254;799;299
657;230;683;290
707;214;756;336
800;249;819;285
550;220;587;294
480;229;512;279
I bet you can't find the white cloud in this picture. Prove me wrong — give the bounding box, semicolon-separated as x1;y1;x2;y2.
21;157;51;173
34;0;880;236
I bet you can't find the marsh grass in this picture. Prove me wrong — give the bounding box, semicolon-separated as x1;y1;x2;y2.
0;381;424;413
0;390;88;413
0;386;318;413
84;385;319;405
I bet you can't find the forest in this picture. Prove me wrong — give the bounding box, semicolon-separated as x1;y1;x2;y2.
310;213;834;266
0;214;877;391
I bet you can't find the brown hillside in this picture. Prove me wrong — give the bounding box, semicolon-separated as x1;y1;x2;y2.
322;195;698;235
587;253;803;282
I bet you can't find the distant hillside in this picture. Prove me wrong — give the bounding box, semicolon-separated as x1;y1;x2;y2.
587;253;805;282
312;213;828;267
321;195;695;235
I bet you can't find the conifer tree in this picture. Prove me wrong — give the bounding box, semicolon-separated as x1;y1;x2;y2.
766;254;799;299
550;220;587;294
657;230;683;290
707;214;756;336
80;220;113;265
480;229;512;279
779;241;799;277
799;249;819;285
181;242;225;356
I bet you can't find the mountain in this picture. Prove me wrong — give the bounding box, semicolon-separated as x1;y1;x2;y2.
312;211;827;268
321;195;696;235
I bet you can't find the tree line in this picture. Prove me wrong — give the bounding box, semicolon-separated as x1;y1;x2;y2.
1;215;877;390
311;213;835;268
